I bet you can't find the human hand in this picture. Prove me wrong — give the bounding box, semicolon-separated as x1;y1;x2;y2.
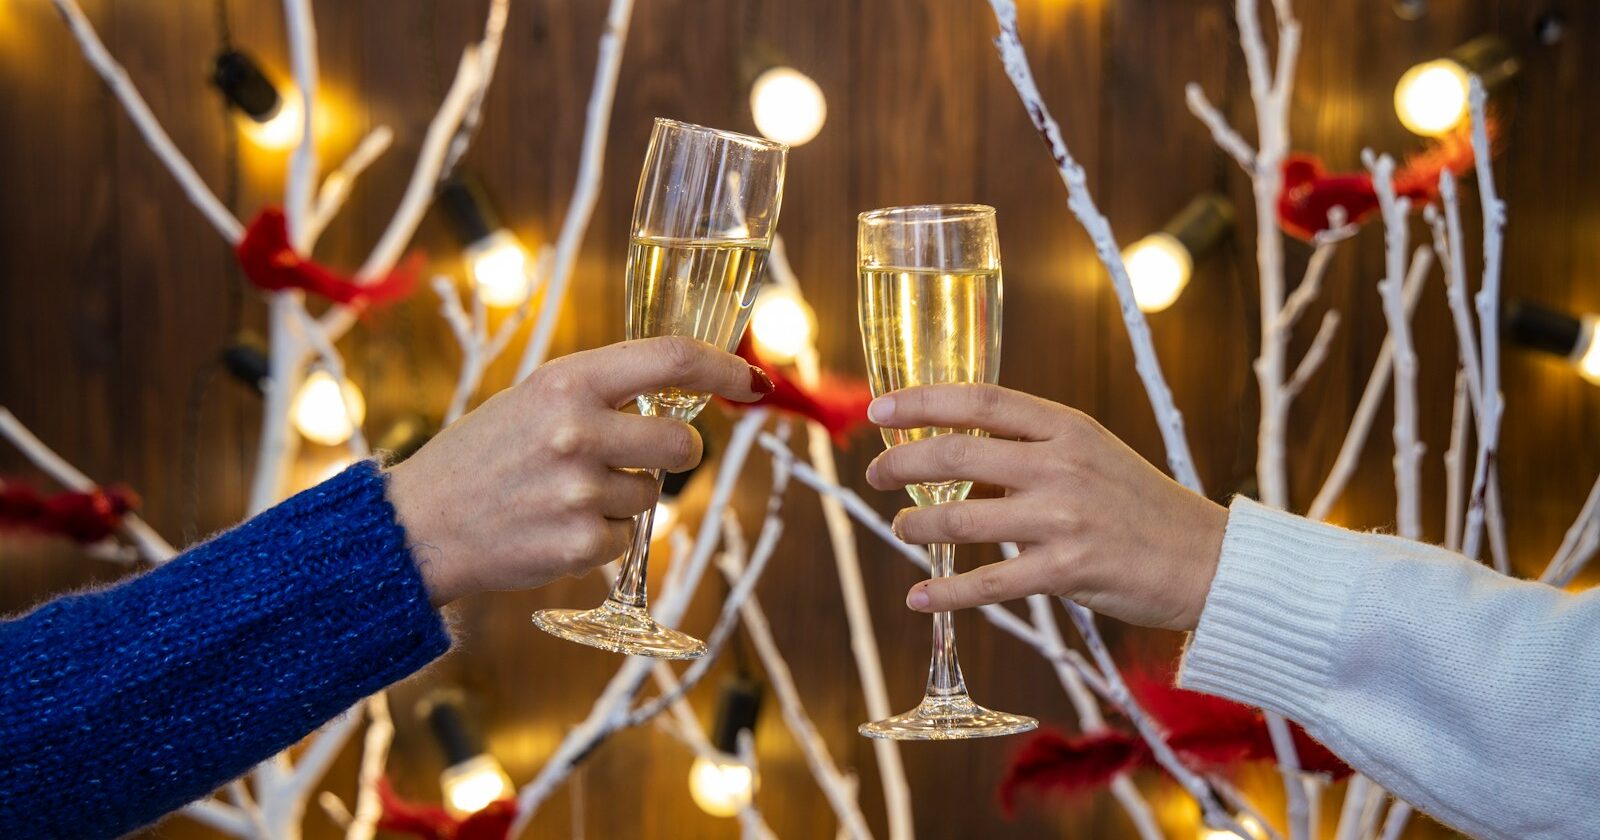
864;383;1227;631
388;337;773;606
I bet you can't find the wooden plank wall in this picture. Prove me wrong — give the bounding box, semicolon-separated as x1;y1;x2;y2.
1;0;1594;837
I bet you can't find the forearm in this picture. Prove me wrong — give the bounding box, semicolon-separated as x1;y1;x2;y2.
1180;497;1600;840
0;461;451;838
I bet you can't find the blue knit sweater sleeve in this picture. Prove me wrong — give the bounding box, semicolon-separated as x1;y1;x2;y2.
0;460;452;839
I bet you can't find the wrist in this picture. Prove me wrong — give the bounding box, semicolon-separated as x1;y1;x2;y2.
384;460;462;607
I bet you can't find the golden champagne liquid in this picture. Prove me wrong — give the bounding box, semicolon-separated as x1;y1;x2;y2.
858;266;1002;508
626;235;770;418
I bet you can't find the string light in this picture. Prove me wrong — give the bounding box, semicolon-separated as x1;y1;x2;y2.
749;285;816;364
420;689;514;818
290;370;365;447
221;332;270;393
439;176;534;309
1121;194;1234;313
1198;815;1266;840
1503;299;1600;386
689;677;762;818
749;67;827;147
210;50;302;151
1394;35;1518;137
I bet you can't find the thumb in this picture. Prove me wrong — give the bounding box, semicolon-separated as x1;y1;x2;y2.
559;336;773;407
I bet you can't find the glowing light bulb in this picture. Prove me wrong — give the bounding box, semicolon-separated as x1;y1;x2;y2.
1122;233;1193;313
1575;316;1600;386
291;370;365;447
652;498;680;537
465;229;533;308
239;85;305;151
749;286;815;363
689;754;756;818
1394;59;1471;136
440;754;512;817
749;67;827;147
1199;815;1267;840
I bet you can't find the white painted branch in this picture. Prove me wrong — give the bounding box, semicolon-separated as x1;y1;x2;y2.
516;0;636;378
247;296;311;515
343;695;394;840
1542;471;1600;586
986;0;1202;494
286;708;364;801
719;520;875;840
47;0;245;243
1445;371;1470;552
0;406;177;564
734;730;779;840
318;792;354;831
1307;248;1431;521
1462;77;1507;569
1277;212;1353;335
1364;150;1423;541
441;0;510;178
283;0;320;252
767;238;913;840
1284;310;1340;398
180;798;253;837
1184;84;1256;172
306;127;394;249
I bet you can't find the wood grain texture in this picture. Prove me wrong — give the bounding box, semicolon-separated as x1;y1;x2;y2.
1;1;1594;837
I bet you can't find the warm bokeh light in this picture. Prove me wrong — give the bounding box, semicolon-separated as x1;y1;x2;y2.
465;229;533;308
239;85;305;151
749;285;816;363
1122;232;1193;313
1576;316;1600;385
688;753;756;818
1394;59;1471;136
1199;814;1267;840
291;370;365;447
749;67;827;147
652;498;680;537
439;754;513;817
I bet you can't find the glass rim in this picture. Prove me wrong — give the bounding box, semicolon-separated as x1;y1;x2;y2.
652;118;789;153
858;204;996;224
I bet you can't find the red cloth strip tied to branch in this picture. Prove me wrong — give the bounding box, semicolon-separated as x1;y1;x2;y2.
236;207;419;306
730;334;874;442
0;480;137;545
377;778;517;840
999;671;1351;815
1278;119;1495;241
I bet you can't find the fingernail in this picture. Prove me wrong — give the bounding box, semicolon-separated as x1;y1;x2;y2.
907;586;930;610
889;510;904;539
868;395;894;424
749;365;775;394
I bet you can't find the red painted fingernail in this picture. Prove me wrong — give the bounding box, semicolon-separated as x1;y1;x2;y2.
750;365;775;394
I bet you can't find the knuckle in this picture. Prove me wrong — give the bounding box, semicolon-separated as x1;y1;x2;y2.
944;505;979;542
976;570;1006;601
935;436;973;472
534;364;583;401
656;336;702;378
548;422;590;458
561;478;603;512
565;519;607;566
974;384;1003;419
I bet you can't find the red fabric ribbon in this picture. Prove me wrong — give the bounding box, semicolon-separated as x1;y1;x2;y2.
999;670;1350;815
376;778;517;840
0;480;137;544
235;207;419;306
729;334;874;442
1277;121;1489;241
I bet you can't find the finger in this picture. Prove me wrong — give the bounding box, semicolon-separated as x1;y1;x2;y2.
891;498;1033;545
594;518;634;568
867;435;1036;491
868;383;1080;441
599;469;662;519
559;337;771;408
596;414;704;472
906;551;1052;612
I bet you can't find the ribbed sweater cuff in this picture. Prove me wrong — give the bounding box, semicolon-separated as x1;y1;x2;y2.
1177;496;1367;723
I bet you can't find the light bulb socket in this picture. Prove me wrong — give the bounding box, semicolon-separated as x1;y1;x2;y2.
438;175;504;247
211;50;282;121
1503;299;1584;358
221;332;270;393
1162;194;1234;258
711;676;762;755
1448;34;1519;91
419;688;484;768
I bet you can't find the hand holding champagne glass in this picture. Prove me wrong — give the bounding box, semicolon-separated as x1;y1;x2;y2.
857;204;1037;739
532;119;787;659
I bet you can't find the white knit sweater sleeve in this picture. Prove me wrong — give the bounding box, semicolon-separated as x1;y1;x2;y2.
1178;496;1600;840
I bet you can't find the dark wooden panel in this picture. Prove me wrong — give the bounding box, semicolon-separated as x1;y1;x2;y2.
3;1;1595;838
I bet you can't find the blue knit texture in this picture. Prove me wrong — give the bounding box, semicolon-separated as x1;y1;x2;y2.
0;460;451;839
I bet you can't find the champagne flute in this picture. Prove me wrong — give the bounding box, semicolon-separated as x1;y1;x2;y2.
532;119;787;659
856;204;1038;739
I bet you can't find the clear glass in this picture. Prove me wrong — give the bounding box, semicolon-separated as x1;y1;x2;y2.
856;204;1038;739
533;119;788;659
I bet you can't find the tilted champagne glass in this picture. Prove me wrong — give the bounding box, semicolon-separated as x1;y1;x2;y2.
532;119;788;659
856;204;1038;739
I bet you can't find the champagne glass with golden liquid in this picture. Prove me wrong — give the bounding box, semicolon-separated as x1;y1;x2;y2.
532;119;787;659
857;204;1038;738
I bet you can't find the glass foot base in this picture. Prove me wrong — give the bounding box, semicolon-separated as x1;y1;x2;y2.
859;694;1038;741
532;600;707;660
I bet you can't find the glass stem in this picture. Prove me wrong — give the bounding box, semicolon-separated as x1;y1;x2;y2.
925;541;970;699
607;469;665;610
